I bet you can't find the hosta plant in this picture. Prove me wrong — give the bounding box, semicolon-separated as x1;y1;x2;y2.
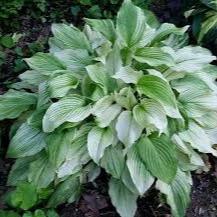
185;0;217;43
1;1;217;216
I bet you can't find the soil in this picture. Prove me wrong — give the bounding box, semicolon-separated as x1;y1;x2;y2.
1;0;217;216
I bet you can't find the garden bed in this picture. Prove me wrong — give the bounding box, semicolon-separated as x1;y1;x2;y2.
1;0;217;216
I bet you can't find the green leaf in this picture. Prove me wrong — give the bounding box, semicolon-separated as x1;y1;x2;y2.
43;95;92;132
134;47;174;67
92;96;122;128
113;66;143;84
7;123;47;158
127;147;154;195
156;170;191;217
85;19;116;42
34;210;46;217
46;130;75;168
49;73;79;98
116;111;143;148
54;49;92;73
25;53;65;75
7;156;36;186
47;174;81;208
0;35;15;48
0;210;20;217
19;70;47;86
109;178;138;217
28;152;56;189
50;24;91;52
87;126;113;163
133;99;168;134
137;75;181;118
117;0;146;48
137;135;178;183
0;90;37;120
101;146;125;179
9;182;38;210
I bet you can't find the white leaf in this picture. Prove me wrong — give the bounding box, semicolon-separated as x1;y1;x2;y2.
113;66;143;84
87;127;113;163
127;147;154;195
116;111;143;148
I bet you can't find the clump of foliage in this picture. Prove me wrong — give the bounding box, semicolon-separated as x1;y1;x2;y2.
0;0;47;29
185;0;217;43
0;0;25;19
71;0;153;18
0;209;58;217
1;1;217;216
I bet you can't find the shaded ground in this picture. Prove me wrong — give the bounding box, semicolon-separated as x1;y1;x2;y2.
1;0;217;216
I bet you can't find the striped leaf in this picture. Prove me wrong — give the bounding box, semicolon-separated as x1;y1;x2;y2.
137;135;177;183
137;75;181;118
43;95;92;132
87;126;113;163
117;0;146;48
7;123;46;158
0;90;37;120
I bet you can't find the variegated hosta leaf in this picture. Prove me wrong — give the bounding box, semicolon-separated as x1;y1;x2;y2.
46;129;75;168
113;66;143;84
196;112;217;129
127;147;154;195
43;95;92;132
115;87;137;110
19;70;47;86
87;126;113;163
7;123;47;158
116;111;143;148
86;63;116;93
25;52;65;75
92;96;122;128
28;151;56;189
37;82;50;108
109;178;138;217
137;75;181;118
172;134;205;170
53;49;93;73
101;146;125;179
117;0;146;48
168;46;216;72
179;121;217;156
7;156;37;186
134;47;174;67
47;174;81;208
198;12;217;42
85;19;116;43
137;135;177;183
151;23;189;45
56;125;92;178
50;24;91;52
0;90;37;120
172;73;213;93
156;170;191;217
49;74;79;98
133;99;168;134
178;88;217;118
